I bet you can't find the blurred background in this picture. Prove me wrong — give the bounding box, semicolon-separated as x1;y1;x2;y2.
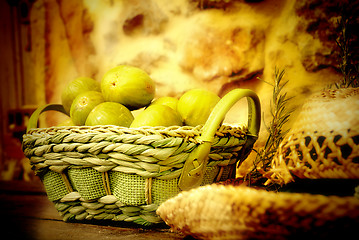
0;0;357;182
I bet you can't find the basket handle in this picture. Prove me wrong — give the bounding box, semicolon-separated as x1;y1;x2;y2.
178;89;261;190
26;104;69;132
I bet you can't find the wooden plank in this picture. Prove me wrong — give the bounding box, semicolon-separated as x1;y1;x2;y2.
0;180;46;194
0;180;188;239
0;194;60;220
3;216;186;240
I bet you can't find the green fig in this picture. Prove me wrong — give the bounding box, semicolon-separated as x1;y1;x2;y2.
101;65;155;110
70;91;104;126
57;118;74;126
61;77;100;114
177;89;220;127
150;96;178;111
85;102;134;127
130;105;183;128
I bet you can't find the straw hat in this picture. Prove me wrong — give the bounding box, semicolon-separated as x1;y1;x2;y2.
267;87;359;184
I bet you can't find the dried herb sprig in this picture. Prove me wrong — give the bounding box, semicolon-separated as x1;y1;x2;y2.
335;3;359;88
246;68;295;185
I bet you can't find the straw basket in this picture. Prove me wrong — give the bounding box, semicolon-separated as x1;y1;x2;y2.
157;184;359;239
266;87;359;185
22;89;261;225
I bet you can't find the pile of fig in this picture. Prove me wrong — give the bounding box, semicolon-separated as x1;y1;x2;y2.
60;65;220;128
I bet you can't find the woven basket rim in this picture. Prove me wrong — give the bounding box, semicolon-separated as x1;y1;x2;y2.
25;123;249;138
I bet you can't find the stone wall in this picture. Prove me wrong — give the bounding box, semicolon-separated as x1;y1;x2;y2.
23;0;358;138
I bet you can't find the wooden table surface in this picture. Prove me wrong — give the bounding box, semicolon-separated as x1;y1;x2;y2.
0;180;188;240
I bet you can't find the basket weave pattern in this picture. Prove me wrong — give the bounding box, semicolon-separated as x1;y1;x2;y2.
267;88;359;184
23;124;251;224
157;184;359;239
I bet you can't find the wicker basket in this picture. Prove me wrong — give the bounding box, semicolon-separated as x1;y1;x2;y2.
22;88;261;225
157;184;359;239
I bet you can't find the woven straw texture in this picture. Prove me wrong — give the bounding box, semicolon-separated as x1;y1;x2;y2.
266;88;359;184
22;124;253;225
157;184;359;239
